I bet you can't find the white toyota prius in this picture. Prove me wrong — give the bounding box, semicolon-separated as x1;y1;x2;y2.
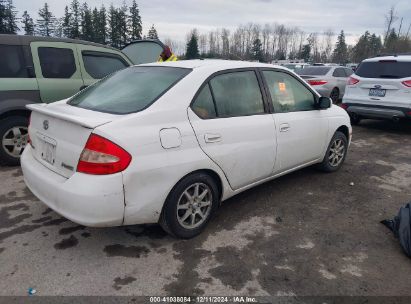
21;60;352;238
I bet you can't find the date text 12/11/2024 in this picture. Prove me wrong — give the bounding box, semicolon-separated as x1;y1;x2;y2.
149;296;258;303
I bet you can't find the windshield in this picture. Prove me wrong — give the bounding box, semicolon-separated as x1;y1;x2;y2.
295;67;331;76
68;66;191;114
355;61;411;79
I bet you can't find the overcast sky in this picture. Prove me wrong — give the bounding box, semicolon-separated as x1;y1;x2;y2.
13;0;411;45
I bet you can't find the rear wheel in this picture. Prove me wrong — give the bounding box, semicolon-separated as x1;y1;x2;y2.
159;172;219;239
0;116;29;166
330;88;340;104
317;131;348;173
349;113;361;125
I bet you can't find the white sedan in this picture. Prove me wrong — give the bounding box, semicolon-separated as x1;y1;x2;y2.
21;60;352;238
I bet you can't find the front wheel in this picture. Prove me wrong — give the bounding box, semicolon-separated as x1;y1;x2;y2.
317;131;348;173
0;116;29;166
159;172;219;239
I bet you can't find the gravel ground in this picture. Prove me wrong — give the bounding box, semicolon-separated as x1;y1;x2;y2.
0;119;410;297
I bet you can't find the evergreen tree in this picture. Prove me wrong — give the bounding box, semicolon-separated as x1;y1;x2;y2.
185;31;200;59
332;30;348;64
93;5;106;44
36;3;56;37
147;24;158;39
69;0;80;38
0;0;18;34
300;44;311;62
128;0;142;41
251;38;264;62
21;10;34;35
108;4;120;48
61;6;71;38
118;2;129;47
384;29;399;53
351;31;383;62
80;3;93;41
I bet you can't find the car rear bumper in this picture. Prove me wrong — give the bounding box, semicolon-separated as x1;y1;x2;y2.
343;102;411;120
21;146;125;227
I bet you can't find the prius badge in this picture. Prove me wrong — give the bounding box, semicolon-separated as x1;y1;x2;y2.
43;120;49;130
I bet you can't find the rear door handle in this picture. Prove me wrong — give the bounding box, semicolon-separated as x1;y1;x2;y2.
204;133;222;143
279;123;290;132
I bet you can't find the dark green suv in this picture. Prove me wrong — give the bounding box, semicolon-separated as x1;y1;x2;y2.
0;34;164;165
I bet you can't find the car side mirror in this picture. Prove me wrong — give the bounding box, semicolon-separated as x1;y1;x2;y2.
318;96;332;110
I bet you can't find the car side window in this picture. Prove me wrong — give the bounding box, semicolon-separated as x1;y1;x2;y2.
333;68;346;77
82;51;128;79
38;47;76;79
262;70;316;113
192;84;217;119
209;71;265;117
0;45;28;78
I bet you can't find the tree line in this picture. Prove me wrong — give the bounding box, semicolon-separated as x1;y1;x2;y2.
0;0;158;48
1;1;410;63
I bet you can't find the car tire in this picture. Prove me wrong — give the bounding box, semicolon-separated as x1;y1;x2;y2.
0;116;29;166
349;113;361;125
330;88;340;104
317;131;348;173
159;172;219;239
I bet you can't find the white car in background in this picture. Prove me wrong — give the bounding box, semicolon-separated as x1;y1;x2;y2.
21;60;351;238
342;55;411;124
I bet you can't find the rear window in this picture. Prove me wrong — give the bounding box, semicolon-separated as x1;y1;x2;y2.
355;61;411;79
68;66;191;114
295;67;331;76
0;45;28;78
82;52;128;79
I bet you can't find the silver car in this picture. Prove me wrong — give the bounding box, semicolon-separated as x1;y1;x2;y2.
295;66;354;103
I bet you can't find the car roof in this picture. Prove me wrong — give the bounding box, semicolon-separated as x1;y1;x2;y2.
0;34;118;51
364;55;411;62
141;59;288;72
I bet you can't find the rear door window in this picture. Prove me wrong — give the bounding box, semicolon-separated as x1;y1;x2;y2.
82;51;128;79
209;71;265;117
68;66;191;114
355;61;411;79
0;45;28;78
38;47;76;78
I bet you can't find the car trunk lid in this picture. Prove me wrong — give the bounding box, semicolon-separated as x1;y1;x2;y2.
27;102;119;178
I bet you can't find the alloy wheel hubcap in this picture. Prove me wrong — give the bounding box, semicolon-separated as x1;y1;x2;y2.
328;139;345;167
177;183;212;229
2;126;29;158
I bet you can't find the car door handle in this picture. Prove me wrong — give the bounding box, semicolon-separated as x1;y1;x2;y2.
279;124;290;132
204;133;222;143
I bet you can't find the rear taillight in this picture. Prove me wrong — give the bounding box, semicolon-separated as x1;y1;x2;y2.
308;80;327;86
402;80;411;87
340;104;349;110
347;76;360;85
77;134;131;175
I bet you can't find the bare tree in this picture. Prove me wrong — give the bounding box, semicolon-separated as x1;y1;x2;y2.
384;6;398;44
